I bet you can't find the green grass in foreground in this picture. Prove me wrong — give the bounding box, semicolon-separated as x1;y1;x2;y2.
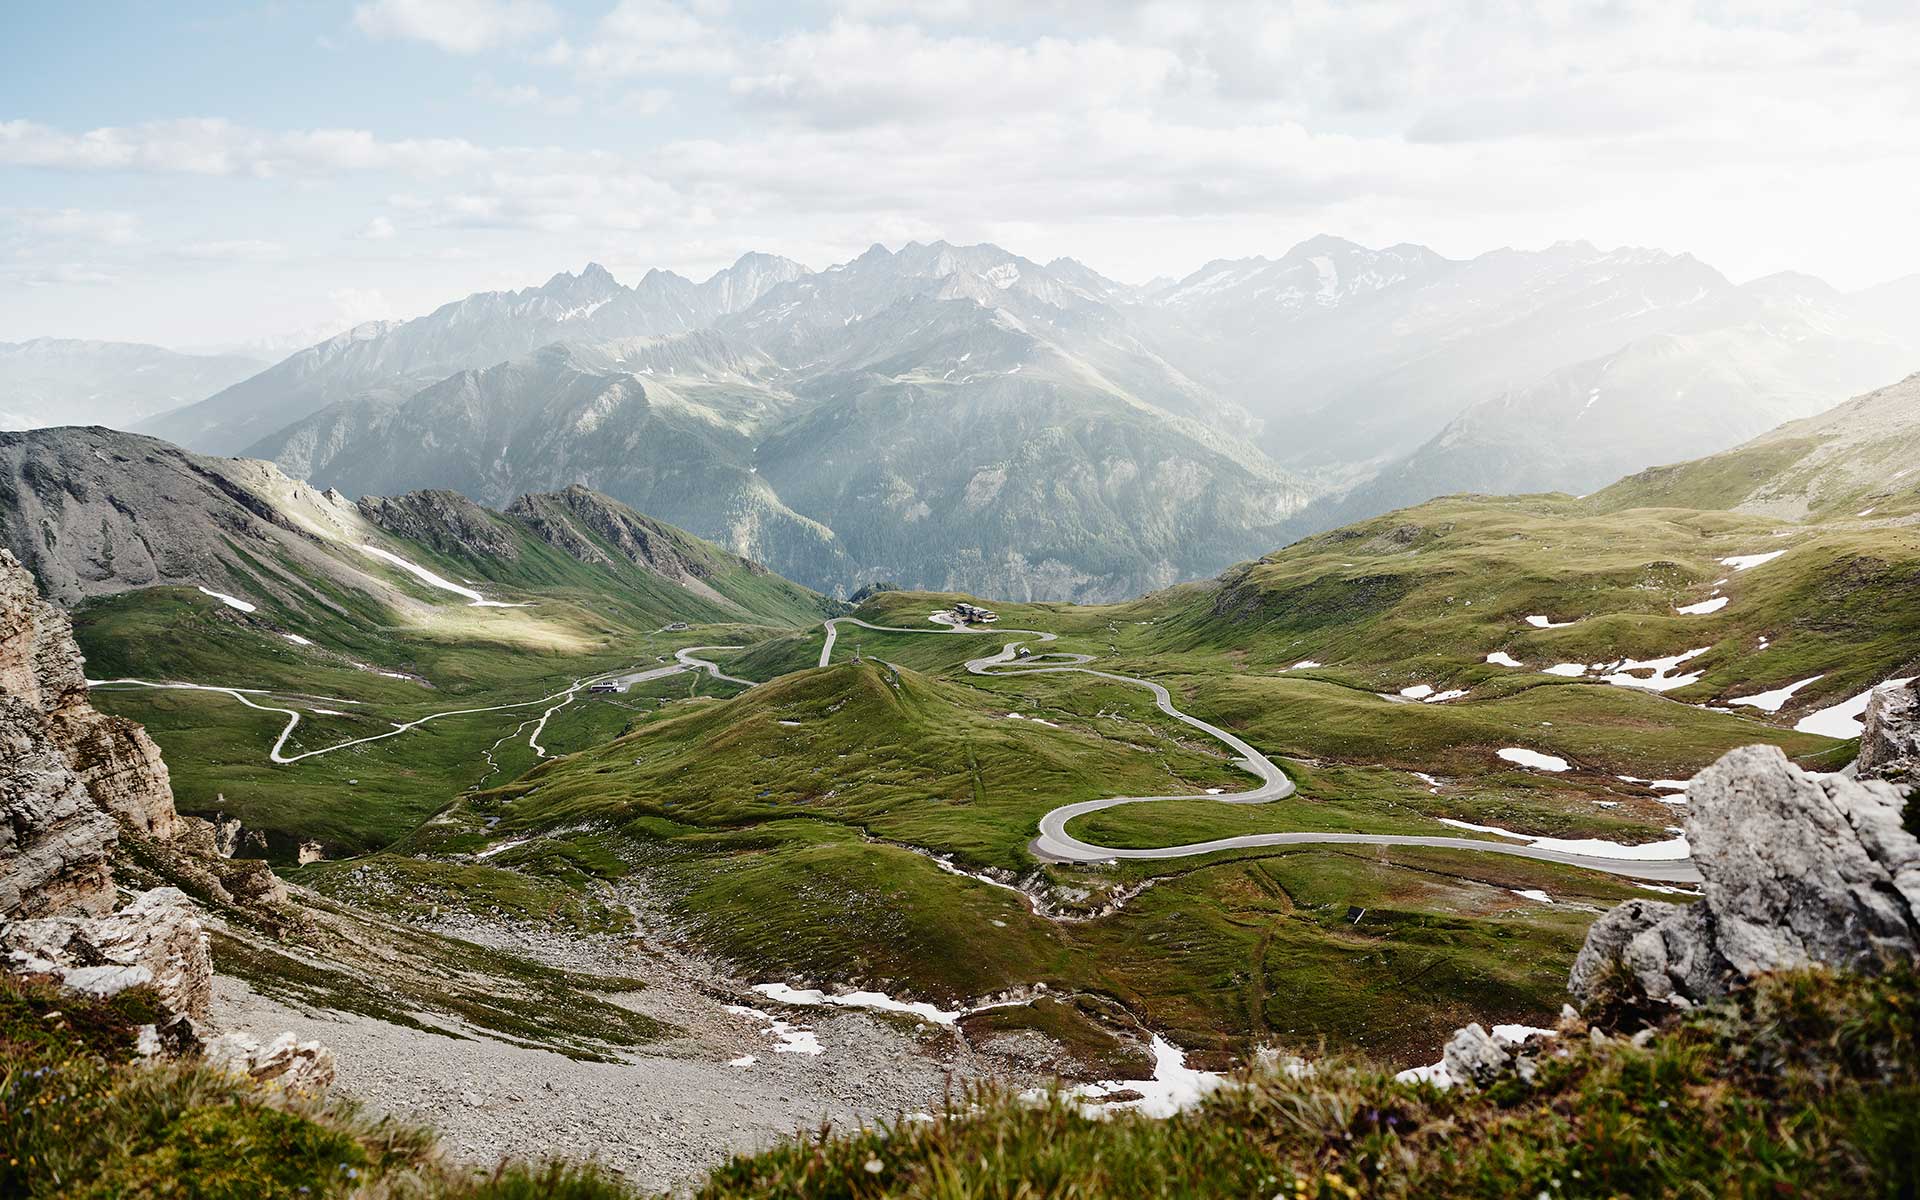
696;967;1919;1200
9;967;1912;1198
0;974;631;1199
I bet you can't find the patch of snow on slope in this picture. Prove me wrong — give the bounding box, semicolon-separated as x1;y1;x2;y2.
1486;651;1523;667
1599;647;1710;693
359;544;531;607
1543;663;1587;677
752;982;964;1026
1728;675;1825;714
1439;817;1691;861
725;1004;822;1055
1793;676;1920;738
1399;684;1435;699
1048;1035;1225;1118
1290;660;1324;670
282;632;312;646
1677;596;1730;615
1526;615;1576;628
1497;748;1570;772
1720;551;1786;571
197;586;257;613
1510;889;1553;904
1398;1024;1557;1088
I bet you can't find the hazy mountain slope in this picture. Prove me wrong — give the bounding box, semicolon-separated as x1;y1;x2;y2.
0;339;264;430
1593;371;1920;521
1142;238;1763;473
136;254;807;455
756;368;1300;601
244;341;852;589
1293;315;1917;533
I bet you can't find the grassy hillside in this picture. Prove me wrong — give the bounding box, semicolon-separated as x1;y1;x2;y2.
1592;371;1920;521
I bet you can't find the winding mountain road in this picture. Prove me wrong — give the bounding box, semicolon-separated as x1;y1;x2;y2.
820;615;1702;884
88;645;757;767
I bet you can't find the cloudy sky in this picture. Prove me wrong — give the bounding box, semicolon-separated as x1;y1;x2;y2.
4;1;1918;349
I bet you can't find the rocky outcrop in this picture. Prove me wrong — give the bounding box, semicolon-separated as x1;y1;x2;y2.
205;1030;337;1093
4;886;214;1019
0;549;179;843
1859;680;1919;789
357;489;520;562
1571;743;1920;1015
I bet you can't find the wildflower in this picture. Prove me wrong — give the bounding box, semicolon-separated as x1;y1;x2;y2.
863;1157;884;1175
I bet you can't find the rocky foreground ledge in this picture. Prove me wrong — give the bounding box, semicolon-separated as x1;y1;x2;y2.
0;548;333;1088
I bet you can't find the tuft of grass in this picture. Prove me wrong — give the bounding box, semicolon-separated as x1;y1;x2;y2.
696;966;1920;1199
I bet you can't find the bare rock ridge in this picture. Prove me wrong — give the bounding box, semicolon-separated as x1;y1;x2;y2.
0;548;334;1089
357;489;520;562
1569;702;1920;1014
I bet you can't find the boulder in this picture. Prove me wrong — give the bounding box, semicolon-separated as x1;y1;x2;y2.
204;1030;337;1094
1571;744;1920;1015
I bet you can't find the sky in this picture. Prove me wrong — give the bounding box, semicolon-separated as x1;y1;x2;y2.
3;0;1918;349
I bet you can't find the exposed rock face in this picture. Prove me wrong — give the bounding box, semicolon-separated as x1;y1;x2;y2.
4;887;214;1019
1571;744;1920;1014
1859;680;1919;788
357;489;520;562
0;549;179;843
0;698;117;918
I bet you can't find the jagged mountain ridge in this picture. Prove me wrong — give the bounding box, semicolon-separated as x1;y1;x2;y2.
0;425;826;629
134;253;809;456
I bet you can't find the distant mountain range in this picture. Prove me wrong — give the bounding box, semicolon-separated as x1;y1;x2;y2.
0;339;264;431
12;235;1908;600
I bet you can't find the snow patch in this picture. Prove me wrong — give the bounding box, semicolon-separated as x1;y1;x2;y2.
1525;615;1575;628
1510;889;1553;904
282;633;312;646
1598;647;1710;693
1496;748;1570;772
1720;551;1786;571
1676;596;1730;615
1440;817;1691;861
1727;675;1825;714
1543;663;1587;677
1486;651;1523;667
1793;676;1920;739
197;586;257;614
1044;1035;1225;1118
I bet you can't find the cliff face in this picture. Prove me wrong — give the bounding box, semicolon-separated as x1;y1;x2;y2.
0;547;179;916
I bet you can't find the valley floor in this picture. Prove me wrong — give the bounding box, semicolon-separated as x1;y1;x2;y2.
210;891;1079;1193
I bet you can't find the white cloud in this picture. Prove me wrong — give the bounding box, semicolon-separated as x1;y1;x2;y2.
0;119;490;177
360;216;398;240
730;22;1186;126
474;76;583;115
558;0;738;75
13;208;139;244
175;240;288;263
352;0;558;54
